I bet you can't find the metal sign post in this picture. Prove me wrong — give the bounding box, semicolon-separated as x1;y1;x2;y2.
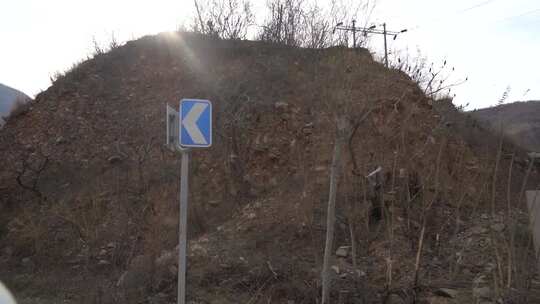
178;149;189;304
166;99;212;304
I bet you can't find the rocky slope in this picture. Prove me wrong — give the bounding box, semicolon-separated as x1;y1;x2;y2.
0;32;538;304
470;100;540;152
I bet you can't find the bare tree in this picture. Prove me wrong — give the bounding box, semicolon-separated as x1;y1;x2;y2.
190;0;377;48
193;0;254;39
319;49;379;303
303;2;332;48
258;0;306;46
321;115;349;304
258;0;376;48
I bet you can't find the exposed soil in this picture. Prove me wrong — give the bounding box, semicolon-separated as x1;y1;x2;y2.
0;32;538;304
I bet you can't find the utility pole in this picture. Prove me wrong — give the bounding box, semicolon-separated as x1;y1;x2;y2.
334;22;407;68
383;23;388;68
352;19;356;48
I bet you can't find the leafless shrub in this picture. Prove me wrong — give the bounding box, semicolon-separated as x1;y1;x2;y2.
192;0;254;39
189;0;375;48
109;32;120;50
318;50;380;304
90;33;123;58
257;0;375;48
49;71;64;84
6;208;51;256
92;36;105;56
498;86;511;106
51;196;108;246
258;0;306;46
47;60;86;92
413;139;444;287
218;85;259;201
302;2;332;48
123;137;156;196
321;115;349;304
389;48;468;100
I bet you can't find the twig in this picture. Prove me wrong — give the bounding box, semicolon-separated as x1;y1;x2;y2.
267;261;278;278
506;152;515;289
414;220;426;287
491;130;503;216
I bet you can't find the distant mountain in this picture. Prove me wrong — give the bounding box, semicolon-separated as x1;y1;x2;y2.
470;100;540;152
0;83;31;119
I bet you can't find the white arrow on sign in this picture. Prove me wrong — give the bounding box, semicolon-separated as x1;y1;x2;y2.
182;103;208;145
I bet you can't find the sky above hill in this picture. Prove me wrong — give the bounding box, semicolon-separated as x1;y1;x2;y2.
1;0;539;110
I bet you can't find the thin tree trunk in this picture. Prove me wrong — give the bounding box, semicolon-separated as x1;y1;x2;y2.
322;117;347;304
346;174;358;270
491;131;503;216
348;213;358;269
193;0;206;33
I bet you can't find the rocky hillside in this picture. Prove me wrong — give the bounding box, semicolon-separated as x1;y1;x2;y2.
0;83;30;127
0;32;538;304
470;101;540;152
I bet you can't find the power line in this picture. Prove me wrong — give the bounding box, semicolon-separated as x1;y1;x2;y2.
410;3;540;33
458;0;497;13
333;21;407;68
407;0;498;32
493;7;540;23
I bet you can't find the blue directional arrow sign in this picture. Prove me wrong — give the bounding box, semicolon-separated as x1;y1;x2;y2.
179;99;212;148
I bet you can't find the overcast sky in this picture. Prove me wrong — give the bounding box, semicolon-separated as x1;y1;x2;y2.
1;0;539;109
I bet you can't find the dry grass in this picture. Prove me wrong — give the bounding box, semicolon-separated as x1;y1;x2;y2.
0;30;538;303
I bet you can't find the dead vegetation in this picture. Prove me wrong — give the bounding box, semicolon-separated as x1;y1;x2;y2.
388;48;468;101
0;2;538;303
193;0;375;48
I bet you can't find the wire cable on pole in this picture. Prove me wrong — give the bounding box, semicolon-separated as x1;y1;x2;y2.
333;21;407;68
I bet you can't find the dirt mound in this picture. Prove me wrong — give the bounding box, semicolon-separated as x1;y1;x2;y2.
0;32;537;303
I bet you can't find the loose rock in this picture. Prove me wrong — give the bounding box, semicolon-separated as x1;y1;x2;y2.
386;294;405;304
208;200;220;207
274;102;289;111
336;246;349;258
470;226;488;235
55;136;67;145
473;286;491;299
490;223;505;232
21;257;32;265
435;288;459;298
108;155;122;164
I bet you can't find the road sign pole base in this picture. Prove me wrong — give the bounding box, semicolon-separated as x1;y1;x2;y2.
178;150;189;304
